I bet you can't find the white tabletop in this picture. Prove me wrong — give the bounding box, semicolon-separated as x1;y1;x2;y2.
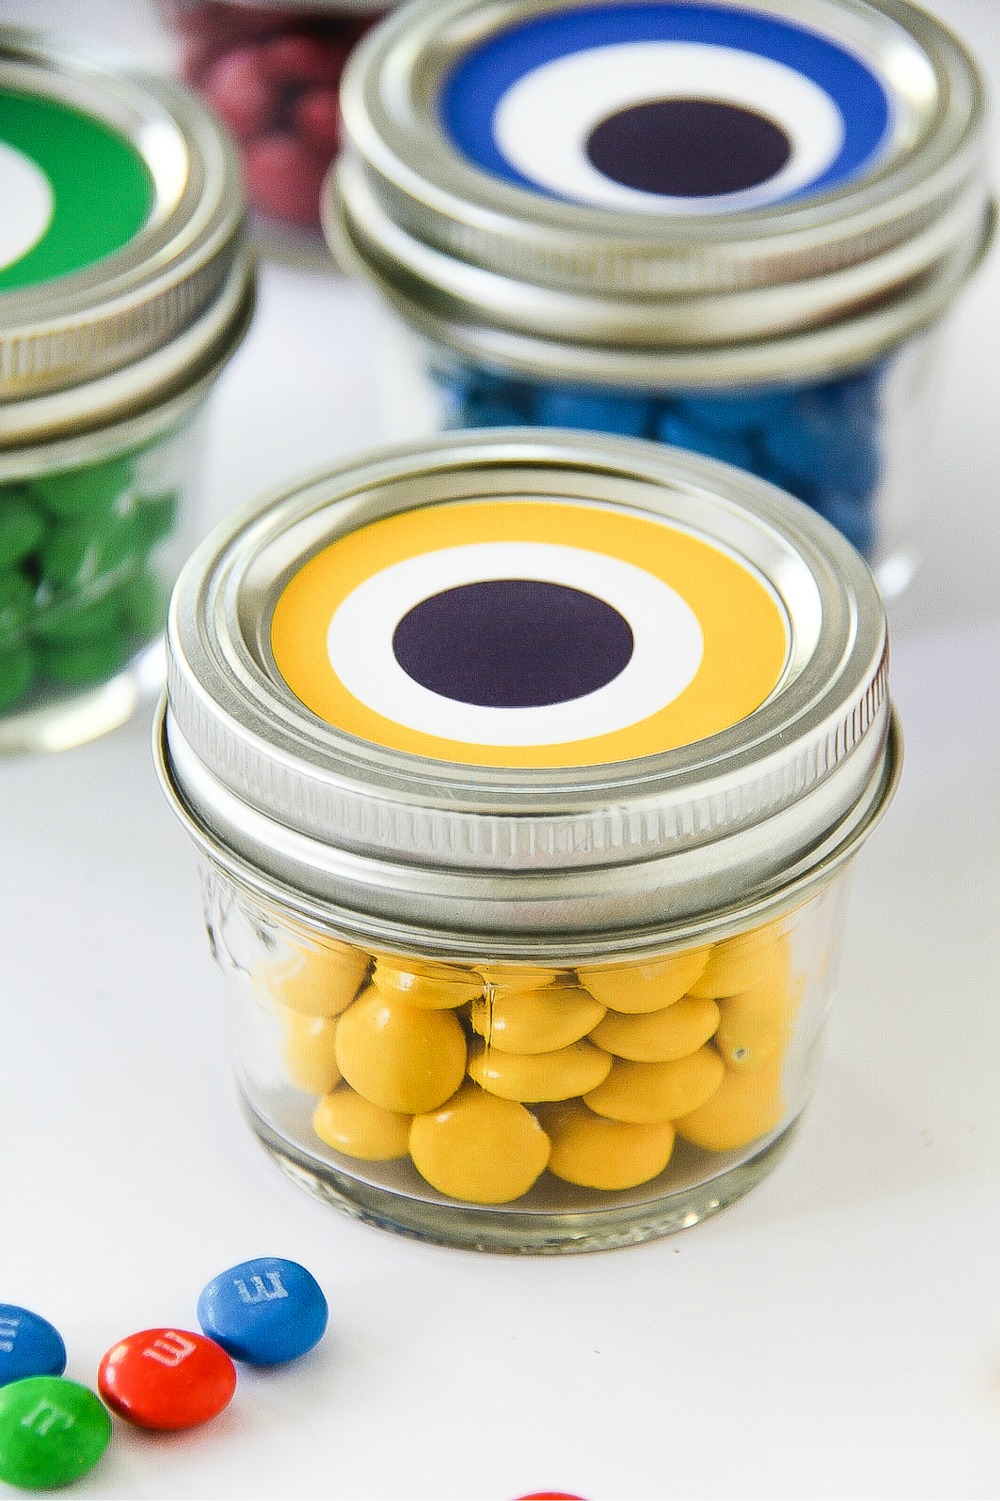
2;3;1000;1497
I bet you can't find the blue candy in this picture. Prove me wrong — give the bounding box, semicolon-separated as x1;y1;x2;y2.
674;388;795;431
458;395;533;428
534;385;650;436
656;412;757;470
761;414;881;497
443;354;888;559
815;491;876;557
197;1258;328;1367
0;1306;67;1387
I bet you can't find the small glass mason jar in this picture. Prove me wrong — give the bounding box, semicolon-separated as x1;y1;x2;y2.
0;27;253;753
162;0;399;242
328;0;993;594
155;429;900;1254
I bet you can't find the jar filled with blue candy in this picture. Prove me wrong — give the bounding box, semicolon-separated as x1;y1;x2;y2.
327;0;993;594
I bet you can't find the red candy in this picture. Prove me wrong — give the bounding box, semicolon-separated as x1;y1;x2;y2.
260;33;349;86
293;87;343;156
169;2;389;228
245;134;330;225
203;47;277;141
97;1328;237;1431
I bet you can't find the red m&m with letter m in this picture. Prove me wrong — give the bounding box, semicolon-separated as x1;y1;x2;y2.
97;1328;236;1430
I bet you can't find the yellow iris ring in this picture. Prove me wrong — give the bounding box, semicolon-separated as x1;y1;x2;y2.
270;499;788;768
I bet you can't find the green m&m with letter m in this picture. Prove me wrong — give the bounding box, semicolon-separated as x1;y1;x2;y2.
0;1376;111;1490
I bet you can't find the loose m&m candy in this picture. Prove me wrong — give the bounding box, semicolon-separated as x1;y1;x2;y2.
98;1329;236;1430
198;1257;328;1366
0;1307;66;1388
0;1377;110;1491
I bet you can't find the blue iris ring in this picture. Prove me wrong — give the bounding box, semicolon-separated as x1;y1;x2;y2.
441;2;891;209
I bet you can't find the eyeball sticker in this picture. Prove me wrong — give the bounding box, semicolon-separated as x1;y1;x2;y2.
440;2;891;214
0;90;153;292
269;499;789;768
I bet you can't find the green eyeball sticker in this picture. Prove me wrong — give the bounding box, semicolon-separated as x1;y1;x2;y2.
0;89;154;291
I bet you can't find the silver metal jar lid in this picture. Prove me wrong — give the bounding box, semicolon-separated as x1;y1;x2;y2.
329;0;992;387
0;27;251;438
202;2;400;11
158;429;899;956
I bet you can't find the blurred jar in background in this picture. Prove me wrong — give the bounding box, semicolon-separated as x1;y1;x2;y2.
330;0;993;594
0;27;252;753
164;1;397;239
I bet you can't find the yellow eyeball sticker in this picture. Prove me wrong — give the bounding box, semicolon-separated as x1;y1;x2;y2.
270;499;788;768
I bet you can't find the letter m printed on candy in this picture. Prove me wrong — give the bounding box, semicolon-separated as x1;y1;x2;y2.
234;1271;289;1304
142;1331;198;1369
19;1397;74;1437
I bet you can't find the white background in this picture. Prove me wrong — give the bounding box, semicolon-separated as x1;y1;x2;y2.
1;3;999;1497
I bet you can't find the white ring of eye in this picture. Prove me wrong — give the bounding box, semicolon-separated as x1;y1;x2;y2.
326;541;704;746
0;143;54;271
493;42;845;213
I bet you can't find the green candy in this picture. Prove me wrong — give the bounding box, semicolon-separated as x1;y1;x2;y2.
0;572;35;650
38;511;141;593
123;567;166;639
133;489;179;550
0;1376;110;1490
0;493;45;570
40;630;130;687
0;644;35;711
33;588;125;646
31;453;134;521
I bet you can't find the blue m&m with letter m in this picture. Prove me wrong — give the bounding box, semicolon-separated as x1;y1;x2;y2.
0;1306;66;1388
198;1258;328;1366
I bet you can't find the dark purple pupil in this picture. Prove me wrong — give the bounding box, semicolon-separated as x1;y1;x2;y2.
586;98;792;197
391;579;634;708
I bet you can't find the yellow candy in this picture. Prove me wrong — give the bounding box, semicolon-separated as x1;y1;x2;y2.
312;1085;411;1160
541;1101;676;1190
470;985;605;1054
714;980;792;1071
577;947;711;1013
589;995;721;1062
687;922;790;998
479;964;561;993
335;987;467;1114
280;1009;341;1095
371;955;482;1009
583;1045;725;1123
263;938;370;1017
409;1084;551;1203
467;1037;612;1102
674;1057;785;1151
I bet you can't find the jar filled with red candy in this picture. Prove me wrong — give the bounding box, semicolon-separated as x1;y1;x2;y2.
165;2;396;236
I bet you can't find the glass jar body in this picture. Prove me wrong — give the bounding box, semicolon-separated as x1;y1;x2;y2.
0;392;212;754
165;2;390;238
200;863;851;1253
423;328;943;596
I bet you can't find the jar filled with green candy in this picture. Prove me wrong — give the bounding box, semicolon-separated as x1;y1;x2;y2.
0;27;253;753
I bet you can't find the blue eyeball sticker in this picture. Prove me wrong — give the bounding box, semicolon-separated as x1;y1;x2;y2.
441;2;892;214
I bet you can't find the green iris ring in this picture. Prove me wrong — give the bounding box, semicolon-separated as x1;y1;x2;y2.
0;89;153;292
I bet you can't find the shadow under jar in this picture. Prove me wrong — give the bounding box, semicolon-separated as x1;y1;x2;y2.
0;26;253;754
328;0;994;596
156;429;900;1253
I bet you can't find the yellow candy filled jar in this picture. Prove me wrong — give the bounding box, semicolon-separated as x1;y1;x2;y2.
156;430;900;1252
